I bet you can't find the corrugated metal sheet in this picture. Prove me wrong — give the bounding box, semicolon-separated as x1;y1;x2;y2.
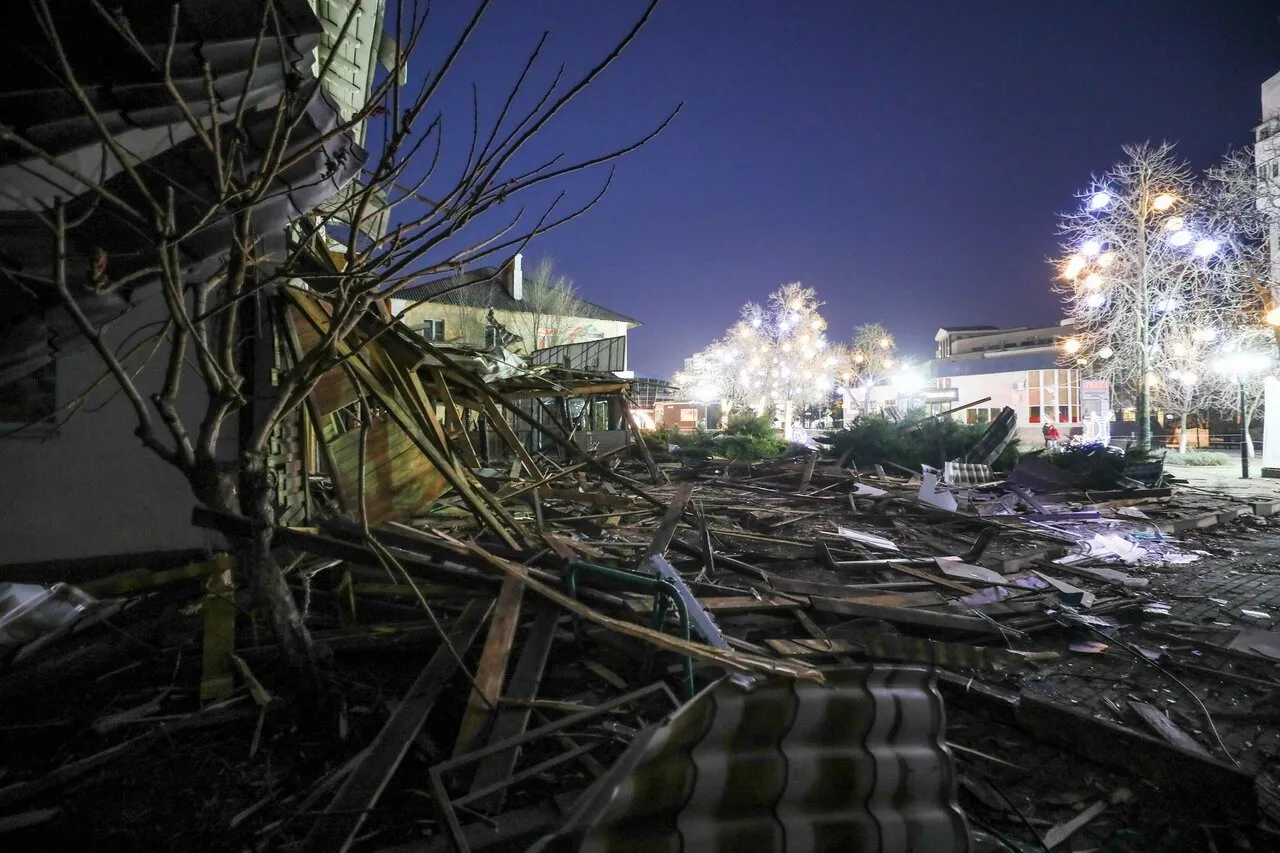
533;666;971;853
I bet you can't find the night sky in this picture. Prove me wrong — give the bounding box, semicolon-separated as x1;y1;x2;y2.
412;1;1280;378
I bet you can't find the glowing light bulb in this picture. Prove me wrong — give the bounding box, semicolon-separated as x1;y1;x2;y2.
1152;193;1175;211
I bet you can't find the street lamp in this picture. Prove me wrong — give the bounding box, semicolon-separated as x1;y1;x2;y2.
1213;352;1274;479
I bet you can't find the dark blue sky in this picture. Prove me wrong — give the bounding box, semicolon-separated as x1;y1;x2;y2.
411;0;1280;377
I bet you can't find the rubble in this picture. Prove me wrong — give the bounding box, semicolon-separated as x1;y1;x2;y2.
4;307;1280;850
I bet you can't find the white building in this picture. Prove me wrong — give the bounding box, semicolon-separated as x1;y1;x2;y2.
929;322;1110;449
1257;69;1280;286
0;0;392;566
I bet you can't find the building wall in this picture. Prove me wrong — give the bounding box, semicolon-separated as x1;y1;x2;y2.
1258;70;1280;287
390;299;629;355
934;368;1086;449
0;296;225;565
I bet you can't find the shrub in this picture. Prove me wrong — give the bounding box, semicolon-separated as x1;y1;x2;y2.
1164;450;1231;467
828;412;1020;473
641;411;787;462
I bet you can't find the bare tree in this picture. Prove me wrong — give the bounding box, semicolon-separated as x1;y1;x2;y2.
497;256;582;353
674;283;842;425
0;0;676;681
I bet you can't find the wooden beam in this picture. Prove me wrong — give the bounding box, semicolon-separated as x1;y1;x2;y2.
621;395;665;485
198;554;237;703
797;451;818;493
482;396;541;477
1128;701;1211;757
809;597;1000;633
453;575;527;759
467;605;560;813
301;598;493;853
626;594;803;615
642;483;694;561
286;291;521;549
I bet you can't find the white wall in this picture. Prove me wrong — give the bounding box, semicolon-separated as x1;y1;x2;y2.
0;295;223;565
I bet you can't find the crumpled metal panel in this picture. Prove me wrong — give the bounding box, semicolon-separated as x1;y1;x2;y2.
532;665;971;853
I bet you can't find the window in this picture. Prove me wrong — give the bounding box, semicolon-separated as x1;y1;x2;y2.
414;319;445;341
1273;162;1279;179
484;324;501;348
537;328;558;348
0;361;57;436
1028;405;1041;424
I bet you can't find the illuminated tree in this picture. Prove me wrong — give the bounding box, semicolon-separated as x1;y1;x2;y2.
843;322;900;414
1054;143;1240;449
674;283;843;425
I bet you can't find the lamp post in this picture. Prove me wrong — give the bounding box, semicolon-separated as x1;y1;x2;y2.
1214;352;1273;479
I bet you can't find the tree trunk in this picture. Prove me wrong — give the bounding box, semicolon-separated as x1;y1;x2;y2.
220;451;319;688
1179;412;1188;454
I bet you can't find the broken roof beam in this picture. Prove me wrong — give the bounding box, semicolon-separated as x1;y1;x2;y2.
467;604;561;813
301;598;494;853
452;576;527;761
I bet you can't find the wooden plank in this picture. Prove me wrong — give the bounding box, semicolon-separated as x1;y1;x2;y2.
641;482;694;561
621;395;665;485
199;555;237;703
832;590;949;608
627;595;802;614
80;556;225;597
798;451;818;493
468;605;560;812
302;599;494;853
538;488;639;509
768;576;932;598
1043;800;1107;849
1015;692;1256;820
453;575;527;758
436;375;481;469
809;597;1000;633
483;396;541;478
1128;701;1211;757
286;291;519;547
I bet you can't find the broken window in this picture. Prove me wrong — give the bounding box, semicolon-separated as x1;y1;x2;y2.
0;362;57;436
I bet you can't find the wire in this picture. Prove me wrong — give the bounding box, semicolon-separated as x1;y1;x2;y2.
1080;620;1239;766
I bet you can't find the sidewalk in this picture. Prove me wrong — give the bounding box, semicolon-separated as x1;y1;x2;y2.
1167;461;1280;503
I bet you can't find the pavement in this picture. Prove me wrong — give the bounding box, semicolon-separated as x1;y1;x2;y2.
1167;460;1280;503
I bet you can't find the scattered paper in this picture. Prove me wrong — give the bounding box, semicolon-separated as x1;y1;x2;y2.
1086;533;1147;564
1069;641;1109;654
851;482;888;498
1241;609;1271;620
917;466;958;512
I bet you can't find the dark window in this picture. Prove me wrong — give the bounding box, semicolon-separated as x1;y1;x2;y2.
0;362;57;435
484;325;501;348
415;319;445;341
1028;405;1041;424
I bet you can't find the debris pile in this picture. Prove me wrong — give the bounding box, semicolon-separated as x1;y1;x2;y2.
4;317;1280;850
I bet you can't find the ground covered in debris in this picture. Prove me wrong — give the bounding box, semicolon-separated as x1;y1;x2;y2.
6;448;1280;852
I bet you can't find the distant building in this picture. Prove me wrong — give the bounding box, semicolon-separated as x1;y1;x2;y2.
1256;69;1280;286
389;255;640;377
929;322;1110;448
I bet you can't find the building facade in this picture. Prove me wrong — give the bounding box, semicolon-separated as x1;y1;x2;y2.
0;0;390;565
388;255;639;375
930;322;1110;448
